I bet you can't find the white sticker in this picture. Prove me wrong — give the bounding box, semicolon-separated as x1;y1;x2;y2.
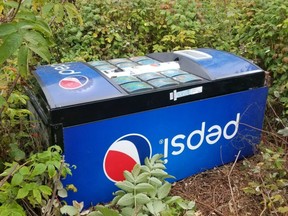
170;86;203;101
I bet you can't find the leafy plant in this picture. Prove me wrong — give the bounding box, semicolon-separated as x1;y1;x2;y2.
243;147;288;214
60;154;197;216
0;145;72;216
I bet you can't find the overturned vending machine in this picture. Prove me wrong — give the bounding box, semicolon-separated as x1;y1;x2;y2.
27;48;268;206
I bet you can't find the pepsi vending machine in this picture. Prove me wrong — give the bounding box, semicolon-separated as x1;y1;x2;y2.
27;48;268;207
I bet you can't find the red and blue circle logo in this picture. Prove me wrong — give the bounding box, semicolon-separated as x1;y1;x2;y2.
103;134;152;182
59;75;89;90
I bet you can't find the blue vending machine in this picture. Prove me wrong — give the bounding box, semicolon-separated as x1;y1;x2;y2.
27;48;268;207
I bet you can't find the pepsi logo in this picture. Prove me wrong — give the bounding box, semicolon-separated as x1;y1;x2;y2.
103;134;152;182
59;75;89;90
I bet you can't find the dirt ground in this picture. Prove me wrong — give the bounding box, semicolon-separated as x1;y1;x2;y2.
170;154;267;216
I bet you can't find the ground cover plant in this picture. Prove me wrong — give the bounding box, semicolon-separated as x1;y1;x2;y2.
0;0;287;215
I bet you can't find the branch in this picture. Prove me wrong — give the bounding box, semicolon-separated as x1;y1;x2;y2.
227;150;241;216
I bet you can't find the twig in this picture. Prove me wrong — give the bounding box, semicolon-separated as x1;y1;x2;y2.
227;150;241;216
196;199;225;216
0;163;18;188
43;156;65;216
8;0;22;22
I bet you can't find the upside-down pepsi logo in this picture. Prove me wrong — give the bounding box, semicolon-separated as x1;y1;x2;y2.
59;75;89;90
103;134;152;182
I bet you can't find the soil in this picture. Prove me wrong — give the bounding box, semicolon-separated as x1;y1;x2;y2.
170;154;265;216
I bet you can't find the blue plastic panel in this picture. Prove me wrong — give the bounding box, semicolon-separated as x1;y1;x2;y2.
193;48;262;79
34;62;124;108
63;87;268;207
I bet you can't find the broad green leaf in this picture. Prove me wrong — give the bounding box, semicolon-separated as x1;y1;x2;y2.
147;200;166;214
157;182;171;199
123;171;134;182
16;187;29;199
28;43;51;62
135;193;150;205
18;45;29;77
148;177;162;187
64;2;83;25
54;3;65;23
131;164;141;177
60;205;78;215
41;3;54;17
33;21;53;37
0;202;26;216
0;23;17;37
151;169;168;178
135;183;154;193
115;180;135;193
31;163;47;177
23;31;48;46
3;0;18;8
0;32;23;65
33;189;42;204
120;207;134;216
135;172;150;183
47;164;56;178
11;173;23;186
117;193;134;206
19;166;30;176
95;205;120;216
39;185;52;195
0;95;7;108
16;11;36;21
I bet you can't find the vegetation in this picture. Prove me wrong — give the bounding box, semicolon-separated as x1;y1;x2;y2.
0;0;287;215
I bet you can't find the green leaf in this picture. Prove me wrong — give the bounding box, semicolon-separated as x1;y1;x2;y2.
135;173;150;183
117;193;134;206
157;182;171;199
47;164;56;178
115;180;135;193
31;163;47;177
54;3;65;23
148;177;162;187
16;11;36;22
33;189;42;204
16;187;29;199
11;173;23;186
34;19;53;37
95;205;120;216
132;164;141;177
41;3;54;17
135;183;154;193
123;171;134;182
0;32;23;65
19;166;30;176
135;193;150;205
60;205;79;216
0;95;7;108
0;202;26;216
18;45;29;77
28;43;51;62
64;2;83;25
0;23;17;37
39;185;52;195
23;30;48;46
151;169;168;178
120;207;134;216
